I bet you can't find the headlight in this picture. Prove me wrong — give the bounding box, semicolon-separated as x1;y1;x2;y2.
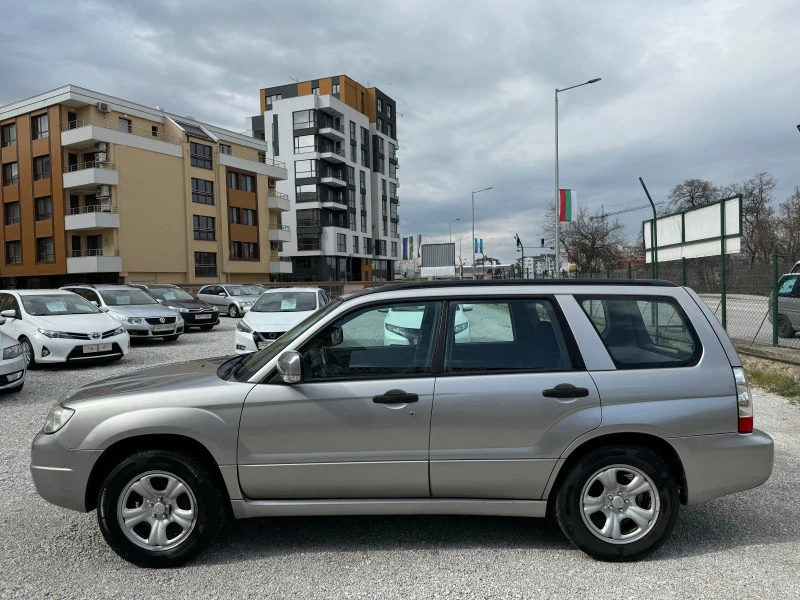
3;344;22;359
121;316;145;325
211;307;219;312
38;328;67;339
43;405;75;434
385;323;420;342
237;320;253;333
167;306;189;313
112;326;125;336
454;322;469;334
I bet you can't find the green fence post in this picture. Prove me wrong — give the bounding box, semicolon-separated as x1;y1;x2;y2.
720;201;726;330
773;249;779;347
681;257;686;287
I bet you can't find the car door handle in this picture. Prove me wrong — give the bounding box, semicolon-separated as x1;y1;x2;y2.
542;384;590;399
373;389;419;404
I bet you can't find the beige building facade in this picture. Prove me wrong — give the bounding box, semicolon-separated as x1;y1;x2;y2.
0;85;290;288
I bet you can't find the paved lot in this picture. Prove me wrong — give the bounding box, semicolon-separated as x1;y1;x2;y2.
1;317;800;599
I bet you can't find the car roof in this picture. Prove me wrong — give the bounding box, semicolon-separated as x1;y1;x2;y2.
2;289;80;296
262;287;322;294
64;284;139;291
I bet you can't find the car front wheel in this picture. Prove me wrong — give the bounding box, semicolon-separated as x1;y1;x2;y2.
777;315;795;338
97;450;226;568
555;446;678;562
228;305;240;318
19;337;36;369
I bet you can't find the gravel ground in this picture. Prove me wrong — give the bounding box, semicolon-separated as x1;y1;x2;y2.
1;317;800;599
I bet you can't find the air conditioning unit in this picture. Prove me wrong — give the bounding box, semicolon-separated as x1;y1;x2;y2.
96;185;111;199
268;179;276;188
94;152;108;163
96;102;110;113
94;142;108;153
270;242;280;250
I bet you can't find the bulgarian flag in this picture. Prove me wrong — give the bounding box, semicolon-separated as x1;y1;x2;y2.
559;189;576;222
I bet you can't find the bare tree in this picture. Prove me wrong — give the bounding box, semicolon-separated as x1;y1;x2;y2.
776;187;800;260
740;172;778;263
540;203;625;272
667;179;718;212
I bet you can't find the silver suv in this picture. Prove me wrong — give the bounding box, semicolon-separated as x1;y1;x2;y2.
31;281;773;567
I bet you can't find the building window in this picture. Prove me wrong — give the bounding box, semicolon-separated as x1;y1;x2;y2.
391;221;398;236
361;213;367;233
191;178;214;204
361;127;369;146
229;241;242;258
36;237;54;263
1;123;16;148
293;110;317;130
4;202;20;225
2;162;19;186
377;137;384;155
195;252;217;277
389;161;397;179
377;98;383;113
364;237;372;254
360;191;366;211
353;236;359;253
241;208;257;226
389;143;397;160
297;208;320;227
350;142;357;162
378;157;385;174
118;117;132;133
193;215;216;240
218;143;231;156
265;93;282;108
382;198;387;216
391;241;398;257
347;189;356;210
390;204;398;219
387;105;393;119
377;118;384;133
383;217;388;236
190;142;213;169
295;159;318;178
349;121;356;140
360;170;366;189
151;125;159;138
5;240;21;265
347;165;355;185
32;114;49;139
312;86;319;96
387;123;393;139
228;206;240;224
35;196;52;221
296;184;318;202
360;147;368;167
33;156;50;181
390;182;397;199
337;233;346;253
332;83;340;95
228;172;255;192
244;242;259;259
294;134;317;154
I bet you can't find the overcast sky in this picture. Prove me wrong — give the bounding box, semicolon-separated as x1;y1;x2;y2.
2;0;798;263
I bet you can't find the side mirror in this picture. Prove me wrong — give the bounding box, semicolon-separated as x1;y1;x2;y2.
156;299;164;304
0;309;16;319
91;301;99;306
277;350;303;384
461;304;474;312
219;292;226;297
99;306;109;313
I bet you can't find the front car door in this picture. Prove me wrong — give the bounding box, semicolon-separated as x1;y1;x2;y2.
776;275;800;333
429;296;602;500
198;286;218;306
238;300;442;499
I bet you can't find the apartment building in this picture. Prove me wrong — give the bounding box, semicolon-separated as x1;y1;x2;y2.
0;85;289;288
247;75;400;282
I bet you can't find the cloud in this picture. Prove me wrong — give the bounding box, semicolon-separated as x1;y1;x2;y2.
1;0;798;263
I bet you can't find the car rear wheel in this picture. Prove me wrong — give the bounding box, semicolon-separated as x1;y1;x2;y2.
228;305;240;318
777;315;795;338
19;337;37;370
97;450;226;568
555;446;678;562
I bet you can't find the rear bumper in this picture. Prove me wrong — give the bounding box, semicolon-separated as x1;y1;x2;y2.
30;431;101;513
669;429;774;505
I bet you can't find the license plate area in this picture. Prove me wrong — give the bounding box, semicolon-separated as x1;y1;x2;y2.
83;343;112;354
195;314;213;320
152;324;174;333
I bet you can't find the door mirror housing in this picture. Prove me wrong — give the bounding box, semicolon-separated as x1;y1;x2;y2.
219;292;226;297
461;304;474;312
0;309;17;319
277;350;303;384
99;306;109;313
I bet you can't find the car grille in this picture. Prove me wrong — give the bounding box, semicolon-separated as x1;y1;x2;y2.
145;317;176;325
62;328;119;340
257;331;284;340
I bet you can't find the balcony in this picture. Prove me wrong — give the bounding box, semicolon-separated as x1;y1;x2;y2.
319;123;345;141
319;147;346;164
390;195;400;204
297;240;321;252
269;257;293;274
267;191;290;211
67;248;122;274
64;205;120;230
63;161;118;190
61;117;183;157
268;224;292;243
320;174;346;187
218;146;287;179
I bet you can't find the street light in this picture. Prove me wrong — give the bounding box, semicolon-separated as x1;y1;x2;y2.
472;187;493;277
555;77;601;278
448;218;461;243
458;236;470;279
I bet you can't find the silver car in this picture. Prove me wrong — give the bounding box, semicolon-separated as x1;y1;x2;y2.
0;318;25;393
31;281;773;567
196;284;262;318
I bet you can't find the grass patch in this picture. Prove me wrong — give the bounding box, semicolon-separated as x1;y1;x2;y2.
748;367;800;406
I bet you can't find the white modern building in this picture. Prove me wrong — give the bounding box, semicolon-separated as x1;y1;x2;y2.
247;75;400;282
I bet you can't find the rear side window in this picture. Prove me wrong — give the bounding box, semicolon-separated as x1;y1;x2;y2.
778;275;799;296
578;296;701;369
444;299;573;373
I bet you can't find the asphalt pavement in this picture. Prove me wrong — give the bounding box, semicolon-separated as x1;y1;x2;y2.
1;317;799;599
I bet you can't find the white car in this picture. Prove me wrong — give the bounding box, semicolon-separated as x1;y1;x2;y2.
384;303;472;345
235;287;329;353
0;290;130;366
0;322;25;393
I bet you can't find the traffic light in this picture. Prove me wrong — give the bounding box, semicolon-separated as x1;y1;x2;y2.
514;234;522;249
540;238;545;248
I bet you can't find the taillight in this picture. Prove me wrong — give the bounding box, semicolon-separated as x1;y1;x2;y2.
733;367;753;433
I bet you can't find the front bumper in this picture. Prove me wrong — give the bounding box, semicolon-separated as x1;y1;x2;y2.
30;431;102;513
124;322;184;338
669;428;774;505
182;312;220;327
0;353;26;387
32;333;130;363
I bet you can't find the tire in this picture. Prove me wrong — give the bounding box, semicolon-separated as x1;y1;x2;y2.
555;445;679;562
97;450;226;568
162;335;180;342
19;337;37;370
199;325;215;331
228;304;240;318
777;315;795;338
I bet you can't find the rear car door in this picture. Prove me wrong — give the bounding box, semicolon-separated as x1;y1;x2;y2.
429;297;601;500
238;300;442;499
776;275;800;333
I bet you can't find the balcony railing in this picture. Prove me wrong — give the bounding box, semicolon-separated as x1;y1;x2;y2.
297;218;321;227
70;248;120;258
298;241;321;251
62;117;183;145
274;191;289;200
319;120;344;133
65;205;119;215
64;161;117;173
319;147;345;157
269;224;291;232
218;145;285;168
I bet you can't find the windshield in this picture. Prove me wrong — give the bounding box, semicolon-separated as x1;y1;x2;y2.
244;285;267;295
231;299;341;382
100;289;158;306
22;294;101;316
149;288;195;302
252;291;317;313
225;285;251;297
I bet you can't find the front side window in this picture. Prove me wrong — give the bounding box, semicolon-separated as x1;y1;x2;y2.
35;196;52;221
360;170;366;189
100;289;158;306
1;123;16;147
190;142;213;169
33;156;50;180
21;294;100;316
578;296;702;369
293;110;317;130
444;299;572;373
377;98;383;113
192;178;214;204
194;252;217;277
300;301;442;381
294;134;317;154
193;215;216;240
378;157;385;174
32;114;49;139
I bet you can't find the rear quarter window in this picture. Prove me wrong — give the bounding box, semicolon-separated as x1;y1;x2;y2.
577;295;702;370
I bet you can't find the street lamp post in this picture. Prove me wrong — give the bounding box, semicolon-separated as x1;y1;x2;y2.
448;218;461;243
555;78;601;278
472;187;493;278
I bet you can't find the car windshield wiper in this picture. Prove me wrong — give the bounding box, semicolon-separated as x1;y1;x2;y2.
218;354;249;380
